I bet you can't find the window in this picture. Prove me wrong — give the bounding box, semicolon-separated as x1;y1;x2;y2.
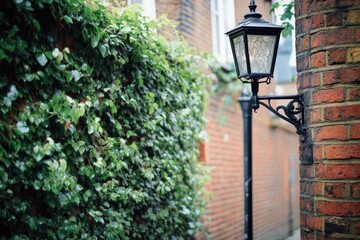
211;0;235;64
127;0;156;18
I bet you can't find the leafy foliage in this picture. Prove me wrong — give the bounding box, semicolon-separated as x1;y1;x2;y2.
271;0;294;37
0;0;208;239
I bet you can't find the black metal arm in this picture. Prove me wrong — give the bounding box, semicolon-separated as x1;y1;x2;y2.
252;94;306;135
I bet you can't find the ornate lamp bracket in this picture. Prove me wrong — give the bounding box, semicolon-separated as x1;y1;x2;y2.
252;93;313;164
252;94;306;135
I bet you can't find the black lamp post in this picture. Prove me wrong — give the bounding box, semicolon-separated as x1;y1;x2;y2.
225;1;311;239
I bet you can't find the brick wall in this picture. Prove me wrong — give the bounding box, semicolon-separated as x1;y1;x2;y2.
295;0;360;239
202;93;299;240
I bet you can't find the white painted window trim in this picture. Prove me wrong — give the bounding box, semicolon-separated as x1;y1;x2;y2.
211;0;235;64
127;0;156;18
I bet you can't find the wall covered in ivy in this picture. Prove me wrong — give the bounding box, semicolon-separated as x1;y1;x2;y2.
0;0;208;239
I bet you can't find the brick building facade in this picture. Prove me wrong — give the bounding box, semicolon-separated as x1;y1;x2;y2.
154;1;301;239
123;0;301;239
295;0;360;239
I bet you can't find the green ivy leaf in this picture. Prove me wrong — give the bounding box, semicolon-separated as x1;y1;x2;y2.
63;15;73;24
59;159;67;171
91;34;100;48
16;121;29;134
71;70;82;81
36;53;48;66
52;48;60;58
99;44;107;57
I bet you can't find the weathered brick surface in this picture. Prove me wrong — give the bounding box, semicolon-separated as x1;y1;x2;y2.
327;48;346;65
351;182;360;198
324;182;347;198
316;201;360;216
297;0;360;234
297;3;360;236
311;51;326;68
314;125;347;141
316;163;360;179
350;123;360;139
313;88;346;104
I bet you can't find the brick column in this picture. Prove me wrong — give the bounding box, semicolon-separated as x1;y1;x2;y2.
295;0;360;239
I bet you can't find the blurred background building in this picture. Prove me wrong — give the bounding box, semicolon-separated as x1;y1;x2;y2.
121;0;301;239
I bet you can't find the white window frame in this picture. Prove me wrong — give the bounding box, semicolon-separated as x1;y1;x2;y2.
127;0;156;18
211;0;235;64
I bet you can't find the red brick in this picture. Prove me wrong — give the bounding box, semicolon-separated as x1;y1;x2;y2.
355;220;360;234
338;0;360;7
316;163;360;179
309;0;336;12
313;88;346;104
295;0;310;17
300;230;315;240
326;11;344;27
327;48;346;65
307;216;323;231
315;232;325;240
324;144;360;159
313;145;322;161
349;88;360;102
311;29;360;49
312;14;325;29
300;197;314;212
340;67;360;84
298;72;321;89
300;214;306;226
347;9;360;25
316;200;360;216
310;108;322;123
314;125;347;141
323;70;339;85
351;183;360;198
301;34;310;51
324;182;347;198
300;164;315;178
301;180;323;196
297;55;309;72
350;123;360;139
323;67;360;85
310;72;321;87
296;17;310;36
311;51;326;68
324;105;360;121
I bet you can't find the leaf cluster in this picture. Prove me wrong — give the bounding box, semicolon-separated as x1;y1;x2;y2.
0;0;208;239
271;0;294;37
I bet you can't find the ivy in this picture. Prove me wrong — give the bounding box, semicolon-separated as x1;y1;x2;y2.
271;0;295;37
0;0;209;239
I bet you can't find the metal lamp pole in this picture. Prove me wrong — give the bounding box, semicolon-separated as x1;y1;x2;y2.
239;94;253;240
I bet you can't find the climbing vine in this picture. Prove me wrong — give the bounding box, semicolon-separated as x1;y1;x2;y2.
0;0;208;239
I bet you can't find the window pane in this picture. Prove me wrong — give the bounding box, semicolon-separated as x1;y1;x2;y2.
215;15;220;54
233;34;247;76
214;0;219;11
130;0;143;4
248;34;276;74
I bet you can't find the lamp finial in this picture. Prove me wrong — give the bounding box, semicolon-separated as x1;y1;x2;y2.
249;0;257;13
245;0;262;19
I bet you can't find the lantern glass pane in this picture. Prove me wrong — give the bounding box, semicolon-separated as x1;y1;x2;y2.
248;34;276;74
232;34;247;76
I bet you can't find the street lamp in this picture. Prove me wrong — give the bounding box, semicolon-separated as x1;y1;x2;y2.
225;1;312;240
226;0;306;136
